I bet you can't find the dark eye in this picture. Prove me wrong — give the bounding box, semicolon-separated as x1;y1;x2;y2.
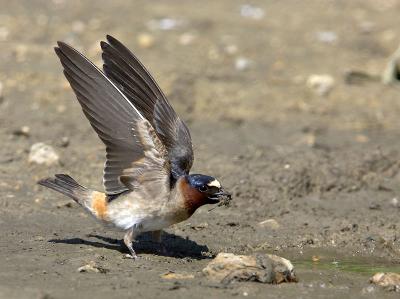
199;185;208;192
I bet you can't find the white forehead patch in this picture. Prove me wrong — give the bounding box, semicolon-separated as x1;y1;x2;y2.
207;179;221;188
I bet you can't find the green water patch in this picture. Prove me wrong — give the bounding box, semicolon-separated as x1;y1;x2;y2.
294;259;400;276
284;249;400;276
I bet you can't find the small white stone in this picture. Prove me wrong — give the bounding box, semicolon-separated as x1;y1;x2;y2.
235;57;252;71
258;219;280;229
179;33;195;46
13;126;30;137
137;33;155;49
224;44;238;55
362;285;376;294
60;136;70;147
77;261;108;273
390;197;398;207
370;272;400;287
147;18;182;31
306;74;335;96
315;31;338;44
29;143;59;166
240;4;265;20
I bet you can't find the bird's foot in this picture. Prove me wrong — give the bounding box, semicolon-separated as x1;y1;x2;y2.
123;253;138;260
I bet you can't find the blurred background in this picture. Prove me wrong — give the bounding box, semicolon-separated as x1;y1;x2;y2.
2;1;400;298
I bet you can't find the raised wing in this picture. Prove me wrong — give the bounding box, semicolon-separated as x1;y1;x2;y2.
55;42;151;195
119;119;170;199
100;35;194;178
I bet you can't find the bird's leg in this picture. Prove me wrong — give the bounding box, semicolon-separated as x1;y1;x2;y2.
152;230;167;255
123;228;138;259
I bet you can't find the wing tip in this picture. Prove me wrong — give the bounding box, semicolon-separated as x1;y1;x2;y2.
54;41;74;59
56;41;68;49
106;34;117;44
100;41;110;52
54;46;61;55
37;177;53;186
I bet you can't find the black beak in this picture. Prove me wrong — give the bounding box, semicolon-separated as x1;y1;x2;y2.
207;188;232;205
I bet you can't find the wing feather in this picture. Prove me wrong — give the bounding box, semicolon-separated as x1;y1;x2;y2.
55;42;146;195
120;119;170;199
101;35;194;178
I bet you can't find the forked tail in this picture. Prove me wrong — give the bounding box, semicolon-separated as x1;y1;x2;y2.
38;174;89;203
38;174;109;221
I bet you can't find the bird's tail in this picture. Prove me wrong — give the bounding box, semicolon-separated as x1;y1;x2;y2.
38;174;109;220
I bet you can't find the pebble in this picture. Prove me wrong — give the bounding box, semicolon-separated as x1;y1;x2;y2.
224;44;238;55
306;74;335;96
77;261;108;273
202;252;297;284
258;219;280;229
179;33;196;46
315;31;338;44
390;197;399;208
370;272;400;289
240;4;265;20
57;104;67;113
147;18;182;31
190;222;208;231
59;136;70;147
235;57;252;71
312;255;320;262
12;126;30;137
28;143;59;166
137;33;155;49
369;203;381;210
56;201;73;208
362;285;376;294
34;235;44;241
161;271;194;280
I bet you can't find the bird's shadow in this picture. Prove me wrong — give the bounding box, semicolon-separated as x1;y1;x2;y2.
49;231;211;259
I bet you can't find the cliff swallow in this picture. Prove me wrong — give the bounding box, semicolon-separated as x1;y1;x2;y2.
38;35;231;259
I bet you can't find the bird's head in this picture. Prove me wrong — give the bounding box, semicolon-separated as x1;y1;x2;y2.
181;174;231;214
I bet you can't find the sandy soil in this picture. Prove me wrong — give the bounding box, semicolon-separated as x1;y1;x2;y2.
1;0;400;298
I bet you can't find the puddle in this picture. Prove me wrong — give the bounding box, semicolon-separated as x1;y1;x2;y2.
283;249;400;276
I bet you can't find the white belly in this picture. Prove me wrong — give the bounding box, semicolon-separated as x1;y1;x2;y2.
107;198;182;232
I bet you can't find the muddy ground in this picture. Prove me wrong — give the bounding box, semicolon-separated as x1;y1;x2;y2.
2;0;400;298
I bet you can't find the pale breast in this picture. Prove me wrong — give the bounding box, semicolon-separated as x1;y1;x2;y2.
106;192;189;231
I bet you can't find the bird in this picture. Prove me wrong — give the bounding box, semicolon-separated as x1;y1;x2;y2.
38;35;231;259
